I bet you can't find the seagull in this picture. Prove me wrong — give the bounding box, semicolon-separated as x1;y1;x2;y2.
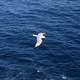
33;33;46;47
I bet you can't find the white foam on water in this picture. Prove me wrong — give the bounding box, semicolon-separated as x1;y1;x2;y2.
61;75;67;79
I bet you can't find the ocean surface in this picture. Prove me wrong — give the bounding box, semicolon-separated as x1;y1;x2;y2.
0;0;80;80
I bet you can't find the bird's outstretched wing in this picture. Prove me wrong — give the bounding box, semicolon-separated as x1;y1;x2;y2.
33;34;37;37
35;38;42;47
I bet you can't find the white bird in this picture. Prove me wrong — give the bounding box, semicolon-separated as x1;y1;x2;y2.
33;33;46;47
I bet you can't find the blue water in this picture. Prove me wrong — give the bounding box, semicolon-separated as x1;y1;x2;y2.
0;0;80;80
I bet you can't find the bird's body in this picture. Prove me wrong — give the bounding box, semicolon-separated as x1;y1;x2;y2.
33;33;46;47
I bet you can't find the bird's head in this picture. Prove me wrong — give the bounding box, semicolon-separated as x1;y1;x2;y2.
40;32;46;35
38;32;46;39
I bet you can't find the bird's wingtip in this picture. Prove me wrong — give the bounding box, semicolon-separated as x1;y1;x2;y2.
33;34;37;37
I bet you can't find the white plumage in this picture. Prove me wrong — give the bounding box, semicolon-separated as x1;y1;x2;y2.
33;33;46;47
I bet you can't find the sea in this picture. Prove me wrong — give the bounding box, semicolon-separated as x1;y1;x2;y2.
0;0;80;80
